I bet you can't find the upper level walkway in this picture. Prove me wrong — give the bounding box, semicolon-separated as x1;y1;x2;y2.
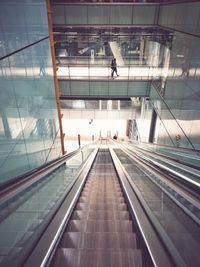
57;65;192;80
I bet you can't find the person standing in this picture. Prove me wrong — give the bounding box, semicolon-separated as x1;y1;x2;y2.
111;58;119;78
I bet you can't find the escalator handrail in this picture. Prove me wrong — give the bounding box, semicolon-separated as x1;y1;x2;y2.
127;140;200;167
127;144;200;183
118;141;200;187
109;146;186;267
132;144;200;173
115;142;200;224
128;139;200;155
23;147;98;267
0;142;96;205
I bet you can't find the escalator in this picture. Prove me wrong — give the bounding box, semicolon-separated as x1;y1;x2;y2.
50;148;143;267
2;143;195;267
0;146;95;267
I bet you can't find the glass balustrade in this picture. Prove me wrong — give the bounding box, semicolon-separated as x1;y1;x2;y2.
0;146;94;267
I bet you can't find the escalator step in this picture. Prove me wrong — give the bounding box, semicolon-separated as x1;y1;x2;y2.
85;182;119;187
75;203;127;211
83;185;122;194
81;191;123;197
52;248;142;267
71;210;130;220
60;232;137;249
78;196;125;204
83;181;121;186
67;220;133;232
82;190;122;196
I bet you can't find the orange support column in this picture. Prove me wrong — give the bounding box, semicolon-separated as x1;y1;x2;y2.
46;0;65;155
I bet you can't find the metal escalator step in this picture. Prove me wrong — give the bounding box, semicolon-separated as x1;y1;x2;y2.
86;177;119;181
75;203;127;211
67;220;133;233
71;210;130;220
81;191;123;197
84;186;120;190
52;248;142;267
81;191;123;198
82;191;122;196
84;182;121;188
84;181;120;185
78;196;125;204
82;184;122;190
84;179;120;183
60;232;137;249
83;182;121;187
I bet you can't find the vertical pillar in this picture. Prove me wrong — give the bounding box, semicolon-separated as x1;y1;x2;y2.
78;134;81;148
46;0;65;155
149;108;157;143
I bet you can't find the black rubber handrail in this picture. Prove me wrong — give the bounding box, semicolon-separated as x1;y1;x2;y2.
128;140;200;155
23;147;98;267
124;140;200;170
109;147;177;267
116;142;200;225
0;142;96;204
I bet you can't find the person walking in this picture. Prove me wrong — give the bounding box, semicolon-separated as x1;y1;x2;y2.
39;57;46;76
111;58;119;78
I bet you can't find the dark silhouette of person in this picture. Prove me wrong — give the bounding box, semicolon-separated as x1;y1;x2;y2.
111;58;119;78
113;134;117;140
39;57;46;76
181;61;189;77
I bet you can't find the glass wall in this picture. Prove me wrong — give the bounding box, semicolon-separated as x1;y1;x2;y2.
0;1;48;58
52;4;158;25
0;0;61;184
0;146;94;267
59;80;150;97
60;99;134;110
144;1;200;150
158;2;200;36
54;27;166;67
53;26;172;80
52;4;165;80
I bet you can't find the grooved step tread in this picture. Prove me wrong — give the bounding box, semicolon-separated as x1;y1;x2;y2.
81;191;123;196
82;187;122;192
84;182;121;186
75;203;127;211
52;248;142;267
60;232;137;249
81;192;123;198
67;220;133;233
71;210;130;220
78;196;125;204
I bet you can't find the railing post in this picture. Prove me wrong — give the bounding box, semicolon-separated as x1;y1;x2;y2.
46;0;65;155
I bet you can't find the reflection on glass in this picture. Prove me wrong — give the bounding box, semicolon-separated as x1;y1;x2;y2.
0;147;94;267
55;27;170;68
0;0;48;59
54;26;174;80
114;149;200;267
0;39;60;184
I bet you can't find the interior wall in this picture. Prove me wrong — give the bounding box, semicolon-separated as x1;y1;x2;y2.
0;0;61;184
149;2;200;150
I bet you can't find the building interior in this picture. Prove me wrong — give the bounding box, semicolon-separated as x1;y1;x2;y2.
0;0;200;266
